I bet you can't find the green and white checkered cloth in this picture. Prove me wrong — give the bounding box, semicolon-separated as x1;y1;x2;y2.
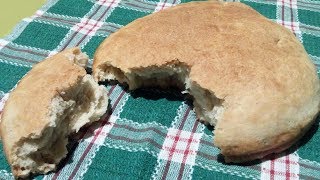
0;0;320;179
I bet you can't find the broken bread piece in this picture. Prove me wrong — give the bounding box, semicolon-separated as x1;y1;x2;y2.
93;1;320;162
0;47;109;178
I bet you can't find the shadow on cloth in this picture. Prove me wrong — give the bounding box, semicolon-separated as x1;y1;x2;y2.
58;79;320;171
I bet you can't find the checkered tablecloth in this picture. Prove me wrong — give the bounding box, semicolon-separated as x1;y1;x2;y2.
0;0;320;179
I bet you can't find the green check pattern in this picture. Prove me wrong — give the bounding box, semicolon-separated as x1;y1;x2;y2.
0;0;320;179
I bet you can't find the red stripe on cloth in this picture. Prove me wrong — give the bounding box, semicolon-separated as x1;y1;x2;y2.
276;158;298;165
75;0;116;47
160;3;166;10
167;134;198;143
40;13;119;34
74;20;100;47
270;158;275;180
161;107;191;180
285;155;291;180
67;90;125;180
289;0;296;36
77;21;100;27
75;22;99;32
52;85;116;180
160;0;168;11
263;168;298;177
281;21;298;28
97;0;116;22
163;147;195;155
177;120;199;180
263;154;299;179
39;15;117;34
289;0;294;22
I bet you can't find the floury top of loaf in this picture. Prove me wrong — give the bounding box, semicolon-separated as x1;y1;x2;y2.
93;1;320;162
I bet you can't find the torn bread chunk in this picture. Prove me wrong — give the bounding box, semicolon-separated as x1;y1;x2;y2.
0;48;109;178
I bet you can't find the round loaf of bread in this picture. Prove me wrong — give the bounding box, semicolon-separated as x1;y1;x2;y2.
93;1;320;162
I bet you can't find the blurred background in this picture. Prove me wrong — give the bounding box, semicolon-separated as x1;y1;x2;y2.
0;0;46;37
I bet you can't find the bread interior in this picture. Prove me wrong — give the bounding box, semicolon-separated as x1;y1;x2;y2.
11;74;108;177
96;61;224;125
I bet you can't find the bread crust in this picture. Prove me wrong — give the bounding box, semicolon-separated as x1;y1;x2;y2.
93;1;320;161
0;48;87;176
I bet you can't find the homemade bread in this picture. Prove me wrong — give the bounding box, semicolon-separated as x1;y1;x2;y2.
93;2;320;162
0;48;109;178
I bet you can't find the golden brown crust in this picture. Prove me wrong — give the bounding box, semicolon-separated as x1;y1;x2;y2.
224;110;319;162
93;1;320;161
0;48;86;171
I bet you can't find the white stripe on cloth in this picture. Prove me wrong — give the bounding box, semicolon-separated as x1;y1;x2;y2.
0;93;9;114
276;0;302;40
83;115;118;146
277;0;298;9
151;103;203;180
96;0;121;7
54;0;120;52
71;18;104;36
276;20;301;34
0;39;9;51
154;2;175;12
23;10;45;23
261;152;299;180
158;128;202;165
